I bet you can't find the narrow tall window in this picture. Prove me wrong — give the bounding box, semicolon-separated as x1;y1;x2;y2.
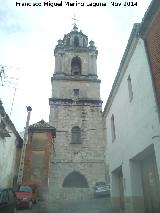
127;75;133;102
71;126;81;144
71;57;81;75
111;115;116;142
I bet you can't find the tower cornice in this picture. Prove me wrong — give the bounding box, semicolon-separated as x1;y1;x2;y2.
49;98;102;107
51;75;100;82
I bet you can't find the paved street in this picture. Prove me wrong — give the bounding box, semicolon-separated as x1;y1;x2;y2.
17;197;121;213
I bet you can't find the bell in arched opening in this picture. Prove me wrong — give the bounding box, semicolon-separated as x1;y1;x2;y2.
71;57;81;75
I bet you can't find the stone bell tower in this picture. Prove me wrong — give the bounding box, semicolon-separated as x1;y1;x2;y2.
49;24;106;200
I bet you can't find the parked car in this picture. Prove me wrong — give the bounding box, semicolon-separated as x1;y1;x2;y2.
15;181;38;209
94;182;110;198
0;188;17;213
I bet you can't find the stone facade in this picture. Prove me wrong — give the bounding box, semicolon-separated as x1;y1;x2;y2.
49;25;106;200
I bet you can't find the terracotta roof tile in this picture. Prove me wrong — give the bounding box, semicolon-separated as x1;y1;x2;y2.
29;119;55;129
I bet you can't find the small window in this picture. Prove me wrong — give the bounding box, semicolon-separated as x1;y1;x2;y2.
71;126;81;144
74;89;79;96
127;75;133;102
111;115;116;142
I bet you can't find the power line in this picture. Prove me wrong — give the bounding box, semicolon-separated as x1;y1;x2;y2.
0;65;20;116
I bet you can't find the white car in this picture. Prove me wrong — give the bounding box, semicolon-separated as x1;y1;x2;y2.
94;182;110;198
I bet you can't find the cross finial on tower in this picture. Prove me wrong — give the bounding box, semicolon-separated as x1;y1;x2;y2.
72;13;79;30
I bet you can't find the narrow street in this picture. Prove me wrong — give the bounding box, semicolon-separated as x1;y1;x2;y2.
17;198;121;213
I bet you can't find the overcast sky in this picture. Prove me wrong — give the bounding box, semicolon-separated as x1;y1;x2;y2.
0;0;152;132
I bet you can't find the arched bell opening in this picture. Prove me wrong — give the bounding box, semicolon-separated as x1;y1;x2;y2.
71;57;81;75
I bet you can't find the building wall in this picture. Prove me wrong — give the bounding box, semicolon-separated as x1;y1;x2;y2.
0;125;17;187
55;50;97;76
23;131;54;200
49;162;105;200
50;104;104;162
51;80;100;100
104;38;160;213
49;103;106;200
59;52;95;75
145;12;160;108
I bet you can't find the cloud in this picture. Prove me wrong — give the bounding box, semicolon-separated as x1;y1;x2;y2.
0;1;24;34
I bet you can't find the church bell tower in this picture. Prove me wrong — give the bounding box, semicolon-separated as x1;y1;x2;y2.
49;24;105;200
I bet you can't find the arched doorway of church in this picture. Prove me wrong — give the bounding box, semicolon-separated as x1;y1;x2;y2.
62;171;89;188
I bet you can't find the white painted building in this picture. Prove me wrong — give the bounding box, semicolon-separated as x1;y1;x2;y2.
103;23;160;213
0;100;22;188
